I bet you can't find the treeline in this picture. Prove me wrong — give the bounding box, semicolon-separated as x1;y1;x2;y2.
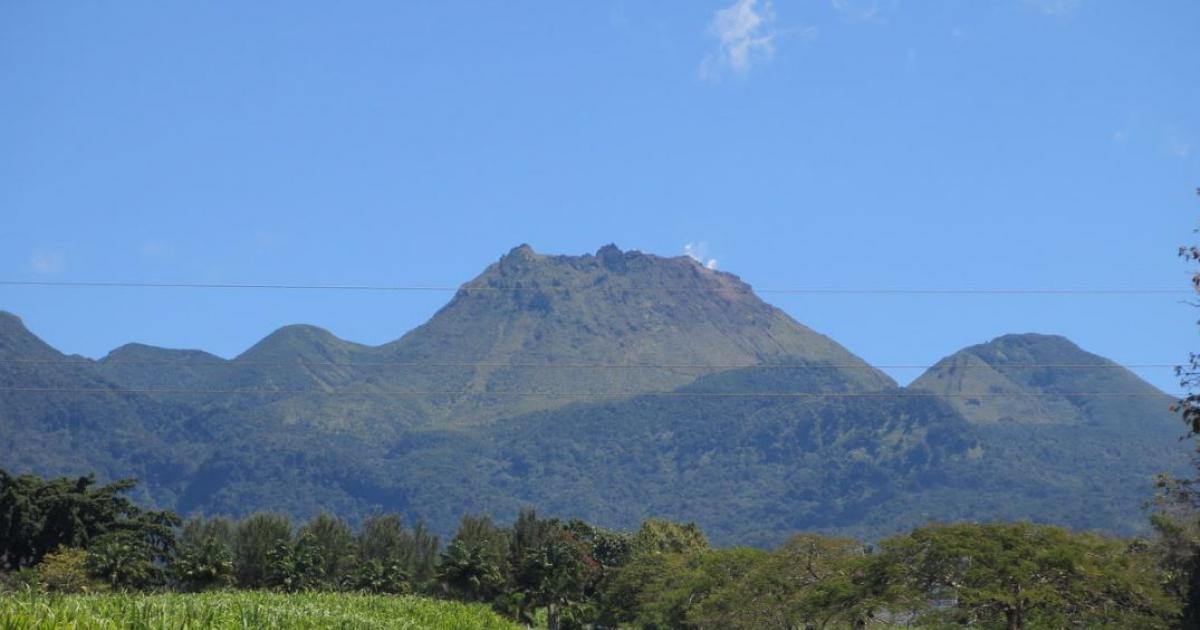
1;469;1195;629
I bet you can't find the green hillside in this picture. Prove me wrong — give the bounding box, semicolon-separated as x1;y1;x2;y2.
0;246;1191;546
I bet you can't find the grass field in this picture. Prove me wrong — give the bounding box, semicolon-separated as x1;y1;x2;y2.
0;591;523;629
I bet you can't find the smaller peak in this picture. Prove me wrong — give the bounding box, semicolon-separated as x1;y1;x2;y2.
103;343;223;364
990;332;1072;344
0;311;61;358
506;244;537;259
0;310;26;327
982;333;1080;353
497;244;541;272
236;324;352;362
103;342;158;359
596;244;628;272
265;323;339;340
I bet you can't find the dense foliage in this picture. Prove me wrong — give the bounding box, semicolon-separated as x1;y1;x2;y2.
0;470;179;578
0;469;1189;629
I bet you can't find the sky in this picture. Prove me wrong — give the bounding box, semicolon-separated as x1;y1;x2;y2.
2;0;1198;393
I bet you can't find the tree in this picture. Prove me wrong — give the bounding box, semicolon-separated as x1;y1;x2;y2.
1177;198;1200;435
172;532;234;592
0;470;178;572
267;531;326;592
346;558;409;594
437;539;505;602
356;513;439;591
600;518;711;626
35;546;92;593
452;514;511;568
498;509;605;629
437;514;510;603
515;529;599;630
299;513;354;586
875;522;1176;629
86;538;155;590
504;507;556;624
689;534;869;629
632;518;709;556
232;513;291;588
629;547;767;629
1168;200;1200;627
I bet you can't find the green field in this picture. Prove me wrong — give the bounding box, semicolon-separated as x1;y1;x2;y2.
0;591;522;630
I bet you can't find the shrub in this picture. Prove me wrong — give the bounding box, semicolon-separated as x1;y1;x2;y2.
37;546;93;593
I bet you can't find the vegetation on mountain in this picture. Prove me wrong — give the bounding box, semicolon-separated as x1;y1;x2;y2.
0;245;1189;546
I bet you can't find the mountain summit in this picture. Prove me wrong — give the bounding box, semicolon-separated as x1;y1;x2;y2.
376;244;894;424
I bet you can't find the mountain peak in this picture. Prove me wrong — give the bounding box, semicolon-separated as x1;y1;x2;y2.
595;243;633;272
383;244;895;425
102;342;224;365
911;333;1174;431
0;310;28;334
505;243;537;258
236;324;362;362
0;310;61;358
978;332;1079;354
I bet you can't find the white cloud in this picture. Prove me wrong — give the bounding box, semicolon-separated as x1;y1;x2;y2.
29;250;66;275
699;0;776;80
1020;0;1081;16
684;242;719;270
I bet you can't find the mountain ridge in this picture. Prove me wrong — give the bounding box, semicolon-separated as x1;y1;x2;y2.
0;246;1190;545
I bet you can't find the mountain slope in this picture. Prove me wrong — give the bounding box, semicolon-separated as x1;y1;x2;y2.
92;245;894;431
377;244;894;425
0;249;1193;546
169;366;980;546
167;354;1192;546
907;333;1189;535
910;333;1179;433
0;312;196;507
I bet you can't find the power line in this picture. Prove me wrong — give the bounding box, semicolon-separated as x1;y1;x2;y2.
0;280;1190;295
0;386;1175;399
0;358;1177;370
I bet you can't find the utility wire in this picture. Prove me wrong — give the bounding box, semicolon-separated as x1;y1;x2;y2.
0;280;1190;295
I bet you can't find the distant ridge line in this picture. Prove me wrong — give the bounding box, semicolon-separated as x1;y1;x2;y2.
0;386;1176;399
0;358;1176;370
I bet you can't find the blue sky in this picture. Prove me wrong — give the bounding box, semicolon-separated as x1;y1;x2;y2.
2;1;1197;392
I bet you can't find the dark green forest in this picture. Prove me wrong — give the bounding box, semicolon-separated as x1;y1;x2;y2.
3;467;1197;629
